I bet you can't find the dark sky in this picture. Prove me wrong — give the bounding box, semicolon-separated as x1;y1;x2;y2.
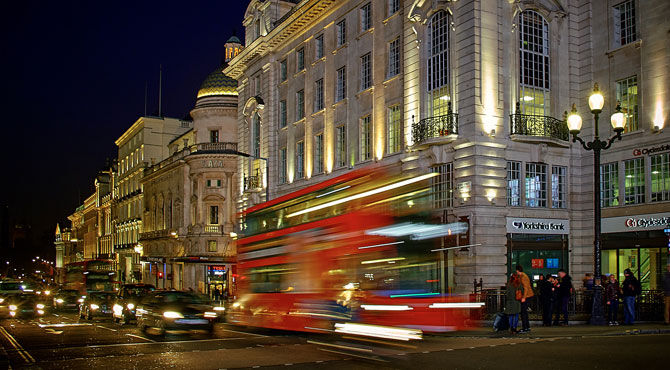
0;1;248;259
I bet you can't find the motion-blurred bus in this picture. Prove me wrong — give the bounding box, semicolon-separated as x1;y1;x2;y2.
64;259;117;294
227;165;482;338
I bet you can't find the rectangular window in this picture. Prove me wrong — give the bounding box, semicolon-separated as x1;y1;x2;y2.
296;89;305;120
314;79;324;111
314;133;324;174
208;240;217;252
315;34;324;59
209;130;219;143
279;147;287;184
336;66;346;101
206;179;222;188
252;114;261;157
280;59;287;82
651;153;670;202
551;166;567;208
431;163;454;209
616;76;638;132
525;163;547;207
279;100;287;128
601;162;620;207
387;105;402;154
388;0;400;17
336;19;346;46
209;206;219;225
297;47;305;71
360;52;371;90
613;0;636;47
507;161;521;206
624;158;645;204
336;126;346;168
388;39;400;78
254;75;261;95
295;141;304;179
360;115;371;161
360;3;372;31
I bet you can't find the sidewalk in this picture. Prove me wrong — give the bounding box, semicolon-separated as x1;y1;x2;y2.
439;323;670;339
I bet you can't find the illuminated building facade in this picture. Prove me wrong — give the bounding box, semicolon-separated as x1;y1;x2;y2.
139;37;242;294
228;0;669;292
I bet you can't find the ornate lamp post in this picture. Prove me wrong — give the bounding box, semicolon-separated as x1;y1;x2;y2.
566;83;627;325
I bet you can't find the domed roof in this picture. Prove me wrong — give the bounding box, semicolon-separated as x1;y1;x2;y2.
196;66;238;99
226;35;241;44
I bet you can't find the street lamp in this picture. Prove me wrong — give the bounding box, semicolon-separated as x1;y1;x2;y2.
567;83;626;325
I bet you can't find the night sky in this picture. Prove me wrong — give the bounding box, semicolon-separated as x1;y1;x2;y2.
0;1;248;262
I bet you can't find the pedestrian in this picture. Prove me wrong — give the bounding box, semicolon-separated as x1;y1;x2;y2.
663;264;670;325
621;268;640;325
213;287;221;301
515;265;534;333
504;273;524;334
539;274;553;326
583;273;594;290
605;274;620;326
554;269;572;326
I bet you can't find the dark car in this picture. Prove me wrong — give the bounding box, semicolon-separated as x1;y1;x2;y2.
53;289;82;311
112;284;155;324
79;291;116;320
136;291;217;336
7;294;47;318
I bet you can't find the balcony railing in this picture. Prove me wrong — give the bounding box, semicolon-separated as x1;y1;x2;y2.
412;104;459;145
510;103;569;141
244;175;260;191
204;224;223;234
193;142;238;153
139;229;169;240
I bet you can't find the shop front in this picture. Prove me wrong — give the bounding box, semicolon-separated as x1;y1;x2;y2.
170;256;235;298
506;217;570;281
601;212;670;290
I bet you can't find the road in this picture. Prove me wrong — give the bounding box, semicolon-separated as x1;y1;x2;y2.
1;311;669;369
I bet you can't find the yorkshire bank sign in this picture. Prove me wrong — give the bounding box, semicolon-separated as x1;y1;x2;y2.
602;212;670;233
506;217;570;235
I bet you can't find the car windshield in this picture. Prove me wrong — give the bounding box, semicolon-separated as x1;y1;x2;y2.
158;292;209;305
60;290;79;297
124;286;154;297
90;292;115;301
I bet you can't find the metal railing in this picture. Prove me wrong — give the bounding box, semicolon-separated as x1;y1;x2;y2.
139;229;169;240
193;142;238;153
412;104;459;145
510;102;569;141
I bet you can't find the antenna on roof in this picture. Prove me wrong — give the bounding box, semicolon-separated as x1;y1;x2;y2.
158;65;163;117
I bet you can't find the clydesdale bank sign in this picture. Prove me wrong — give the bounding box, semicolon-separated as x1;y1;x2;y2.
506;217;570;235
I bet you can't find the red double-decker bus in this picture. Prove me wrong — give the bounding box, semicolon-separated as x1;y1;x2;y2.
64;259;117;294
227;165;482;339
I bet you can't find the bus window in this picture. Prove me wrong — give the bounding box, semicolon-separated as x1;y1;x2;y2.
249;265;299;293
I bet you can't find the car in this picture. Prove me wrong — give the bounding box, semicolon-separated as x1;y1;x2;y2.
136;291;217;336
7;294;47;318
112;283;155;324
79;291;116;320
53;289;82;311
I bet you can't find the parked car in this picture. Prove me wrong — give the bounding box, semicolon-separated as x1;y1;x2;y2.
7;294;47;318
112;283;155;324
136;291;217;336
79;291;116;320
53;289;81;311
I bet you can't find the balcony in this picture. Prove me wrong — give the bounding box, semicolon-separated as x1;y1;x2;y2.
412;106;459;146
203;224;223;234
510;104;569;143
192;142;238;154
244;175;260;191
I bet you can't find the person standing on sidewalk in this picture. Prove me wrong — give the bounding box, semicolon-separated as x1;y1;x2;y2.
504;273;524;334
554;269;573;326
621;268;640;325
515;265;534;333
663;264;670;325
539;274;553;326
605;274;620;326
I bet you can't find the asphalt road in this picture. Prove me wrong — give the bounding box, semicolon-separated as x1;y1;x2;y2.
1;311;668;369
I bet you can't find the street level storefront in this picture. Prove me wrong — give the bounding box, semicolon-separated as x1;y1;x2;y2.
506;217;570;280
170;257;235;298
601;212;670;289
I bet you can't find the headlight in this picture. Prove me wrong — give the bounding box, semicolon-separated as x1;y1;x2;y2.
55;298;64;303
0;298;4;303
90;304;99;310
44;291;51;295
77;298;84;303
9;305;17;311
36;304;45;309
204;311;217;318
213;306;225;311
37;310;45;315
163;311;184;319
113;304;123;313
126;303;135;309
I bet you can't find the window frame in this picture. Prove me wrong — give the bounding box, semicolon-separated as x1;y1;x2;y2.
315;34;324;59
280;60;287;82
336;19;347;46
360;52;372;91
336;66;347;102
296;47;305;71
651;153;670;202
615;75;638;133
551;165;567;209
507;161;521;206
296;89;305;120
360;115;372;162
525;162;547;208
314;133;324;174
336;125;347;168
360;3;372;32
601;162;620;207
388;38;400;79
314;78;324;111
295;141;305;179
518;10;551;117
279;147;287;184
624;157;645;204
279;100;287;128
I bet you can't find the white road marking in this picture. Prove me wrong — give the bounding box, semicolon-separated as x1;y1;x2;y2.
125;334;155;343
218;328;270;338
38;323;92;328
96;325;117;332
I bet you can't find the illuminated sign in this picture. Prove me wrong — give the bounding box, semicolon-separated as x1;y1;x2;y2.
208;265;227;276
602;212;670;233
632;143;670;156
506;217;570;235
531;259;544;269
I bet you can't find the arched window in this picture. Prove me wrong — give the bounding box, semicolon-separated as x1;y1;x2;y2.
518;10;550;116
427;10;451;117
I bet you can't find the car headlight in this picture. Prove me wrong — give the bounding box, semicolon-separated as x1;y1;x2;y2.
204;311;217;318
213;306;225;311
44;291;51;295
163;311;184;319
9;305;17;311
56;298;64;303
36;304;45;309
0;298;4;303
90;304;99;310
113;304;123;313
127;303;135;310
78;298;84;303
37;310;45;315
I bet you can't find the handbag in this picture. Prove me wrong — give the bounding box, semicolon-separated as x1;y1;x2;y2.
515;288;523;301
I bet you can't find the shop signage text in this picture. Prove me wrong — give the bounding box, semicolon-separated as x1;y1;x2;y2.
506;217;570;235
632;143;670;157
602;212;670;233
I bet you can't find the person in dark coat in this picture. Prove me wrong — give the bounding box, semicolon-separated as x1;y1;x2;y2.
554;269;572;326
539;274;553;326
504;273;524;334
605;274;620;326
621;268;640;325
663;264;670;325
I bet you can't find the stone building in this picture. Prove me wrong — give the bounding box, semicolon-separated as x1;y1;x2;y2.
226;0;669;292
139;37;242;294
